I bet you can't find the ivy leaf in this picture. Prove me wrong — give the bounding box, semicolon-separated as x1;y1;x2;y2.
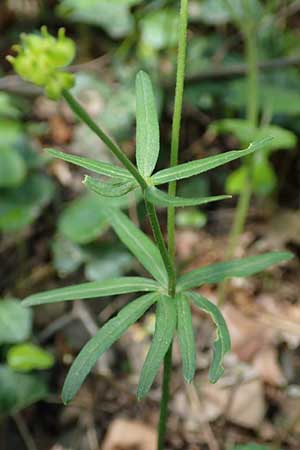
105;208;168;287
188;292;230;383
62;292;159;404
46;148;133;180
145;186;231;207
23;277;159;306
151;139;271;185
176;294;196;383
135;71;160;177
178;252;293;291
137;295;176;400
83;175;137;197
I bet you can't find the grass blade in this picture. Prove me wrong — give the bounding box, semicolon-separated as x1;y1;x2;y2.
106;208;168;287
46;148;133;180
23;277;159;306
62;292;159;403
152;139;271;185
84;175;137;198
136;71;160;177
145;186;231;207
176;294;196;383
188;291;230;383
178;252;293;291
137;295;177;399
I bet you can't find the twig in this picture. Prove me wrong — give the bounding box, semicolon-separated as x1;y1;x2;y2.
13;413;38;450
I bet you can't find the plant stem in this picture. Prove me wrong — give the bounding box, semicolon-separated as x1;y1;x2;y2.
157;343;172;450
167;0;189;295
62;90;147;190
156;1;189;449
218;8;259;304
145;199;176;290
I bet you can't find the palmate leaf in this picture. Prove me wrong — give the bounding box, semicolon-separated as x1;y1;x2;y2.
46;148;133;180
178;251;293;291
62;291;159;404
23;277;159;306
135;71;160;177
84;175;137;197
176;294;196;383
104;208;168;287
188;291;230;383
145;186;231;207
137;295;177;399
151;138;271;185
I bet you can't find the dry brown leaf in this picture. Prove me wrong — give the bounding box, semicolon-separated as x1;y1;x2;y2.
222;304;274;361
101;419;157;450
253;346;286;387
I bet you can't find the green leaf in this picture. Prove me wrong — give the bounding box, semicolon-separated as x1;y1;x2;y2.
0;173;54;232
7;343;55;372
58;193;108;244
137;295;176;399
151;139;271;185
46;147;133;180
0;147;26;188
135;71;160;178
83;175;136;197
230;445;277;450
210;119;296;154
0;365;48;416
145;186;231;207
23;277;159;307
178;252;293;291
62;291;158;403
188;292;230;383
0;299;32;344
176;294;196;383
105;208;168;287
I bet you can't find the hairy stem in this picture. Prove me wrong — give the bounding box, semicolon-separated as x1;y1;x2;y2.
62;90;147;190
157;344;172;450
167;0;189;291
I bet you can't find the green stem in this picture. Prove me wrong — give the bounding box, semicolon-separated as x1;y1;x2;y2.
157;344;172;450
167;0;189;293
156;1;189;449
62;90;147;190
145;199;176;291
219;10;259;305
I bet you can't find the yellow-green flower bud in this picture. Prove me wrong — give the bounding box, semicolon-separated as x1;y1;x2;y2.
7;26;76;100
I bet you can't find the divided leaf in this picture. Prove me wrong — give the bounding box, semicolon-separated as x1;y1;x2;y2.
151;139;271;185
136;71;160;177
62;292;159;404
84;175;137;197
104;208;168;287
176;294;196;383
46;148;133;180
178;251;293;291
23;277;159;306
137;295;177;399
145;186;231;207
188;291;230;383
